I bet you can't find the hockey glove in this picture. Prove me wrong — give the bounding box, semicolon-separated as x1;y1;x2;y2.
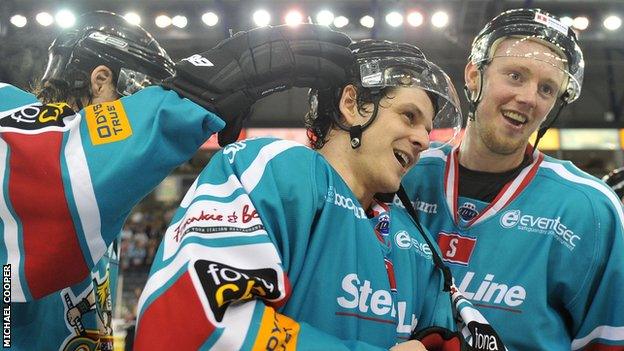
161;23;353;146
412;327;463;351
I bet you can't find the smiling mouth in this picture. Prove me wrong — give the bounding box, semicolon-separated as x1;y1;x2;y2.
502;110;528;127
394;150;410;169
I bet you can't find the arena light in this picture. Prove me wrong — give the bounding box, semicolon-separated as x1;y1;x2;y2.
316;10;334;26
10;15;27;28
253;9;271;27
172;15;188;28
333;16;349;28
385;12;403;27
573;16;589;30
360;15;375;28
124;12;141;25
407;11;424;27
285;10;303;26
560;16;574;27
155;15;172;28
55;10;76;28
201;12;219;27
604;15;622;31
431;11;449;28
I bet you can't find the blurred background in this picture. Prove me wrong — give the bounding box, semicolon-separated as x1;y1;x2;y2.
2;0;623;349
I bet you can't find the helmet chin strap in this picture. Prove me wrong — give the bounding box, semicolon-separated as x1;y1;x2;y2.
464;68;486;122
533;98;567;150
332;93;382;149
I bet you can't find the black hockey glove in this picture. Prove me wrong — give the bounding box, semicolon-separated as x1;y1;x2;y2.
412;323;506;351
161;23;353;146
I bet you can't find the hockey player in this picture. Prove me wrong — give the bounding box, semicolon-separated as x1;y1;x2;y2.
402;8;624;350
134;39;465;350
1;11;352;350
603;167;624;202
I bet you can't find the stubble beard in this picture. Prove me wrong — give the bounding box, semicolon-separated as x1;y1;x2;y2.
476;117;526;156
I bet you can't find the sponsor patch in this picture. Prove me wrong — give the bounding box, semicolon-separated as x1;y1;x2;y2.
467;321;504;351
252;308;300;351
438;232;476;265
394;230;432;259
85;100;132;145
499;209;580;250
194;260;281;323
163;196;267;260
0;102;73;130
534;12;569;35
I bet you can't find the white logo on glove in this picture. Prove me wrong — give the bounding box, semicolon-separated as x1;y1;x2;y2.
182;54;214;67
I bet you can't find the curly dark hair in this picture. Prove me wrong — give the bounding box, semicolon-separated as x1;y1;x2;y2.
305;83;399;149
31;79;92;107
305;39;439;150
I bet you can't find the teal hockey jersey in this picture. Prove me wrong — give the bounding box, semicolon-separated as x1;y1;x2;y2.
0;83;224;349
402;145;624;350
135;138;455;350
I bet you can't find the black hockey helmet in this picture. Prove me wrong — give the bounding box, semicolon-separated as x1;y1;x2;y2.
603;167;624;200
42;11;175;96
309;39;461;149
470;8;584;103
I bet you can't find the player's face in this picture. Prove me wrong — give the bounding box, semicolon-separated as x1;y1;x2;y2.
354;86;433;194
466;38;567;155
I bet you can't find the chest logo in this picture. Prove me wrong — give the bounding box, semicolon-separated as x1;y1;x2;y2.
438;232;476;265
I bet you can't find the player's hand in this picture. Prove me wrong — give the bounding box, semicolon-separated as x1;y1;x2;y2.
66;306;81;326
390;340;428;351
161;23;353;146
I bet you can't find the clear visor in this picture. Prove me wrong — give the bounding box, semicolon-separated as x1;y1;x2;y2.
474;35;583;103
41;52;70;85
359;57;463;149
116;68;159;96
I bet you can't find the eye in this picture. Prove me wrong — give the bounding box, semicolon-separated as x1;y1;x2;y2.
508;71;521;81
539;83;556;97
403;111;415;123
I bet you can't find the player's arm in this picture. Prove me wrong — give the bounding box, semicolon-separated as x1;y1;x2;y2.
569;193;624;350
0;84;222;301
0;23;351;302
135;140;392;350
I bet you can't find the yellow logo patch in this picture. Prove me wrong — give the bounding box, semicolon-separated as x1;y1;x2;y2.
252;307;300;351
85;101;132;145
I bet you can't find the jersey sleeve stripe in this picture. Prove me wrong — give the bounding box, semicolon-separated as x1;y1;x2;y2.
135;270;217;350
420;149;448;161
0;138;27;302
204;294;256;350
184;175;242;206
572;325;624;350
137;242;284;324
0;83;9;89
65;122;106;266
541;161;624;233
3;132;89;299
240;140;304;193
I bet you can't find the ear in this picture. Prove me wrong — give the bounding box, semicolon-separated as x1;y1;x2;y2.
338;84;358;125
90;65;116;100
464;61;480;99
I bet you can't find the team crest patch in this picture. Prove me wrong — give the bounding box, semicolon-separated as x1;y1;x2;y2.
458;202;479;222
85;100;132;145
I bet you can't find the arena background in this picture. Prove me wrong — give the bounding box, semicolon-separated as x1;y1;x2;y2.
2;0;623;349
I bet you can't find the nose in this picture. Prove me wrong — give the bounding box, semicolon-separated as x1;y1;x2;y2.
514;82;538;110
409;124;430;152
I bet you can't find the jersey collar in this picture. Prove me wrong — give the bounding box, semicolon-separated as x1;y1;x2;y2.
444;145;544;228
